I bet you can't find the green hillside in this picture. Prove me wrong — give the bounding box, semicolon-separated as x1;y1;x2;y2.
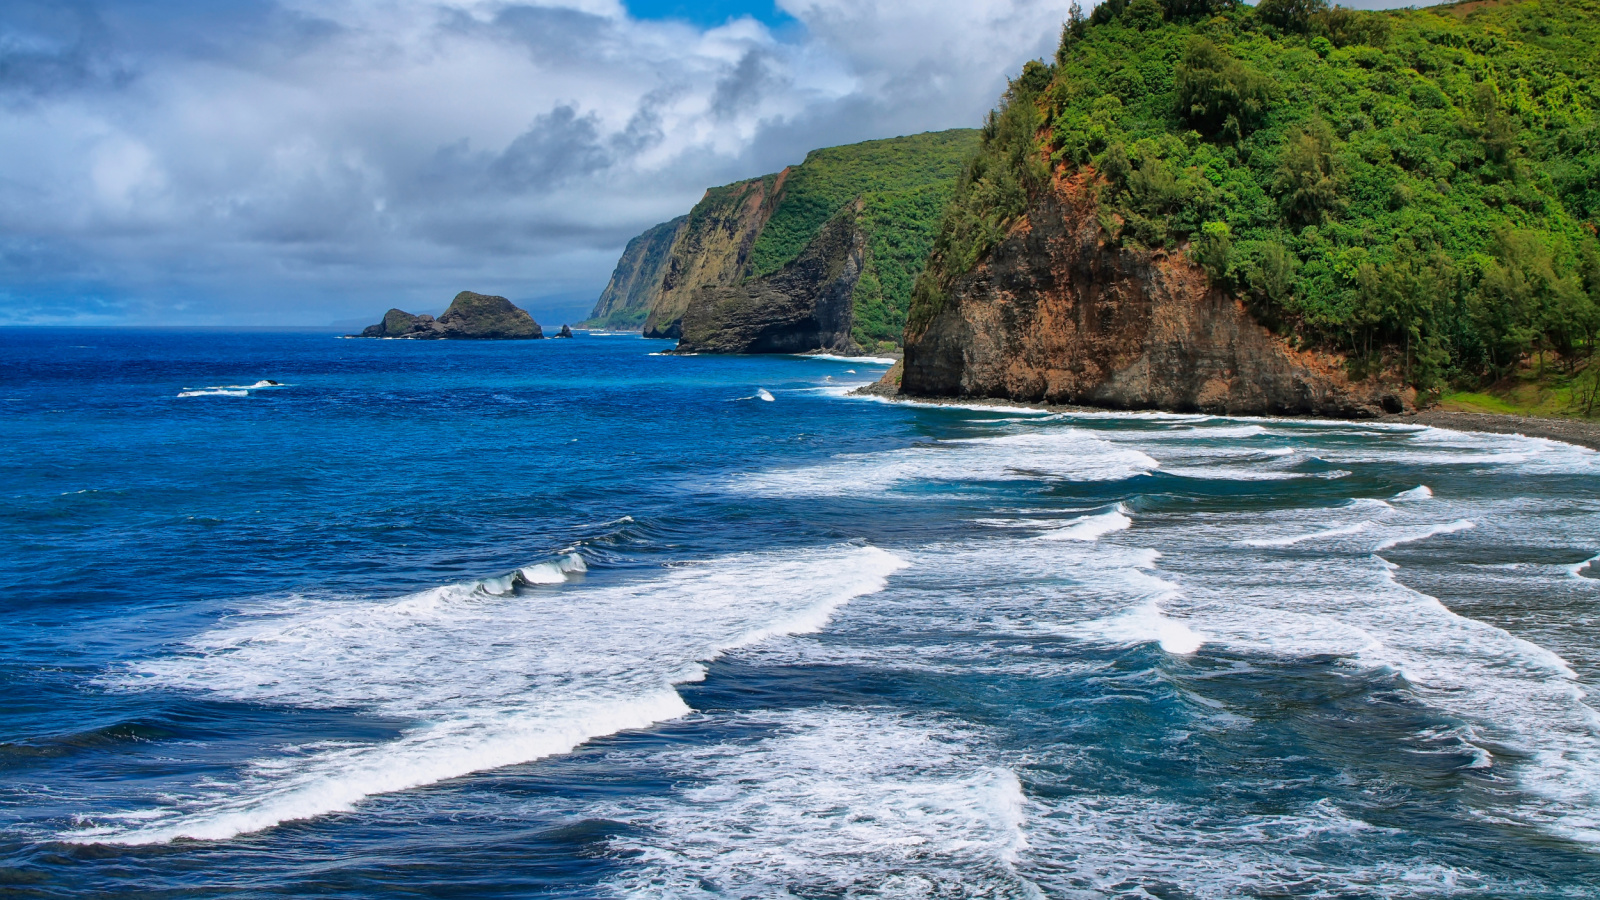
748;129;980;347
911;0;1600;409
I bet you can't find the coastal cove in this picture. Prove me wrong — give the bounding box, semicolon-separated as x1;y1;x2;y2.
2;328;1597;897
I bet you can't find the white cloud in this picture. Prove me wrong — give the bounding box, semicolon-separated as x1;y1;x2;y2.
0;0;1068;325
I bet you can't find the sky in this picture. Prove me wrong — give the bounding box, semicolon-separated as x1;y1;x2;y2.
0;0;1419;327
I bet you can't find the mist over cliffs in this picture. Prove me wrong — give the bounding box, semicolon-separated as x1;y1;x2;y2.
585;130;978;355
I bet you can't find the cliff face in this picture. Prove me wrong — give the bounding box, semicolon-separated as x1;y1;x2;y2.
356;291;543;340
677;204;867;354
585;216;687;330
641;172;789;339
901;174;1411;417
603;130;979;349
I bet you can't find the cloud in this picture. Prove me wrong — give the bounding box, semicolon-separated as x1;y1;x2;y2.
0;0;1102;325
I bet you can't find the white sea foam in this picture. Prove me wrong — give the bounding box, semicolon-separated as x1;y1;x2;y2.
1019;793;1514;897
518;552;587;585
1067;600;1207;654
1037;504;1132;542
1394;485;1434;501
177;380;285;398
756;388;774;402
733;430;1158;497
802;353;897;365
1243;521;1372;548
1373;519;1476;551
71;545;908;844
602;708;1037;898
1157;535;1600;844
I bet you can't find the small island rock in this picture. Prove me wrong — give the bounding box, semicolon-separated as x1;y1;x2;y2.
353;292;544;340
556;324;573;339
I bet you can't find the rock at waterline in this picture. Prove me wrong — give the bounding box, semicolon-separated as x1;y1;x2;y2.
556;325;574;339
354;292;544;340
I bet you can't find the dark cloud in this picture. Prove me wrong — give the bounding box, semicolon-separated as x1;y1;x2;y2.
711;49;776;119
4;0;1239;325
0;4;133;101
491;105;613;190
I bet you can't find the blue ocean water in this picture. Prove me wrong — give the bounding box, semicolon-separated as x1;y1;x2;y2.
2;327;1598;897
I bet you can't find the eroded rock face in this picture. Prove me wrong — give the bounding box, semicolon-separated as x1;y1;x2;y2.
586;216;687;330
641;172;789;339
901;173;1410;417
353;292;543;340
675;207;866;355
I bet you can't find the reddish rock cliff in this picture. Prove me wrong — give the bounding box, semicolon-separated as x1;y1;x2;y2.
901;172;1411;417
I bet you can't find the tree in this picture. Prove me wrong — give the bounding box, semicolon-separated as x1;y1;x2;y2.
1174;38;1274;142
1193;221;1234;287
1255;0;1330;33
1276;119;1341;226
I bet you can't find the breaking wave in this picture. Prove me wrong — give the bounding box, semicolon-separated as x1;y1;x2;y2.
68;546;908;844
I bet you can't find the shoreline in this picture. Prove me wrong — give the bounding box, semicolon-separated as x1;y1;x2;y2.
849;383;1600;451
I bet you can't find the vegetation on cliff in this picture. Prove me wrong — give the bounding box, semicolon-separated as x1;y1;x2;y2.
744;130;980;347
909;0;1600;410
604;130;978;348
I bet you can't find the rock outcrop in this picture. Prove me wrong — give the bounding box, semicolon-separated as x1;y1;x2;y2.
594;130;980;349
676;205;867;355
355;291;543;340
901;172;1411;417
585;216;688;330
641;173;789;339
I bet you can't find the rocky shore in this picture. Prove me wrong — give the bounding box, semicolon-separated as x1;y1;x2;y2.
854;370;1600;451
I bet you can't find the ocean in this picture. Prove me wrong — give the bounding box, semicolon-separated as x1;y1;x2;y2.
1;327;1597;897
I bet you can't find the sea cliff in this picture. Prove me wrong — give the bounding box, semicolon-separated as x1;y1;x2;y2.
892;0;1600;418
585;216;687;331
901;170;1410;416
590;129;979;353
642;173;789;340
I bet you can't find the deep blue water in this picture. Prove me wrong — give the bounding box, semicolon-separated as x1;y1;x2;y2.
2;328;1598;898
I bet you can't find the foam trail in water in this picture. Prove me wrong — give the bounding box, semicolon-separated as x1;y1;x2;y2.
1374;519;1475;551
1037;504;1132;542
734;430;1157;497
1244;521;1371;548
1066;600;1205;655
1393;485;1433;502
602;709;1037;897
71;546;907;844
802;353;897;365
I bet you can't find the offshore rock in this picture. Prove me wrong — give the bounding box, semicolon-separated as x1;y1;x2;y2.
353;292;543;340
556;324;574;338
676;204;867;355
641;172;789;339
901;172;1411;417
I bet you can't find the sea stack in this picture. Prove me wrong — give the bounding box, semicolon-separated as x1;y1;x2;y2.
355;292;543;339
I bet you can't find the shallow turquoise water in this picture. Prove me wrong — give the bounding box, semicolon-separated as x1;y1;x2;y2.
1;328;1597;897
